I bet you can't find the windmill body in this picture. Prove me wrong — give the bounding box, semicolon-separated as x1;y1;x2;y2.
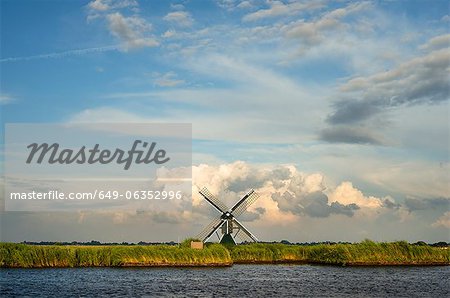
197;187;260;244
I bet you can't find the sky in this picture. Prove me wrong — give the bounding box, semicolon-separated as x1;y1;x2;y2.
0;0;449;243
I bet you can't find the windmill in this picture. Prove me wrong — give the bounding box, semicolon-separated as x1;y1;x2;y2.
196;187;260;244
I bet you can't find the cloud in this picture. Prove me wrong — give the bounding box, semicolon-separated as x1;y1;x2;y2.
89;0;110;11
382;198;401;209
284;2;371;46
330;201;360;217
243;0;325;22
85;1;157;51
216;0;253;11
432;211;450;228
163;11;194;27
419;34;450;51
162;29;176;38
237;1;253;10
88;0;138;12
69;52;327;144
441;15;450;22
69;107;149;123
150;211;183;224
170;3;185;11
0;94;16;105
192;161;389;221
404;197;449;212
272;178;385;219
272;191;360;218
3;161;448;242
327;47;450;125
319;126;384;145
239;207;265;222
107;12;159;50
363;160;450;200
326;100;381;125
329;182;384;209
153;71;185;87
0;45;119;63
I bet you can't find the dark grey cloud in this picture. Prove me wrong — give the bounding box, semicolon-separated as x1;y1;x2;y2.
322;46;449;144
227;166;293;193
328;49;449;125
255;207;266;214
228;178;266;193
271;167;292;180
319;126;383;145
239;207;266;222
404;197;449;212
382;198;401;209
302;192;331;217
272;191;360;218
192;201;220;218
330;202;360;216
272;191;303;214
327;100;381;125
270;167;292;189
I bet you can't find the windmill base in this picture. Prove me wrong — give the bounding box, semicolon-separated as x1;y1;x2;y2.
220;234;236;245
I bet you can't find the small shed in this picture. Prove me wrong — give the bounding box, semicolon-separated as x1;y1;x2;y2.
190;241;204;249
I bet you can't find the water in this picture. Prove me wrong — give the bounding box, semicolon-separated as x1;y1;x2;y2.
1;265;449;297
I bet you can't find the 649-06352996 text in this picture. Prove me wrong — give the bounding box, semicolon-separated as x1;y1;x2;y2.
9;190;184;201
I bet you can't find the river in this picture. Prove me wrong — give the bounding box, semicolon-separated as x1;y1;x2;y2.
1;265;448;297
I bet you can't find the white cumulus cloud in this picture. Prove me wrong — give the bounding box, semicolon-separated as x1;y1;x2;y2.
163;11;194;27
107;12;159;50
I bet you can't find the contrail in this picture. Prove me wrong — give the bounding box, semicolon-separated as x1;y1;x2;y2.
0;45;120;63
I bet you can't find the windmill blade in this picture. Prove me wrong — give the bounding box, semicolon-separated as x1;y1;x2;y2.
199;187;229;213
196;216;225;242
230;189;255;213
230;190;260;217
232;218;258;242
234;228;255;243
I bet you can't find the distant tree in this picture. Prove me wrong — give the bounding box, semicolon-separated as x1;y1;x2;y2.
431;241;449;247
413;241;428;246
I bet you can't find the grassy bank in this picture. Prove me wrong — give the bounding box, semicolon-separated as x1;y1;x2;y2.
1;240;448;268
230;240;449;266
0;243;232;268
229;243;309;263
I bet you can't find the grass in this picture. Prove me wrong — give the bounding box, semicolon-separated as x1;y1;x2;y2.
230;243;309;263
230;240;450;266
310;240;450;265
1;240;448;268
0;243;232;268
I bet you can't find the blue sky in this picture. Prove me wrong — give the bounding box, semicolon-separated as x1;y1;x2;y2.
0;0;449;242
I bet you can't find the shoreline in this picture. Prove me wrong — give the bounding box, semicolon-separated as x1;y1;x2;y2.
2;261;448;268
232;260;450;266
1;241;448;268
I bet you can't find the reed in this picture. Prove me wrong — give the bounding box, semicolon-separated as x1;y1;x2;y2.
0;243;232;268
307;240;450;265
231;240;449;265
230;243;309;263
1;240;448;268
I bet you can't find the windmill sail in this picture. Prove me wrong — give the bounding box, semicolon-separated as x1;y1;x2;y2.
196;215;224;241
232;218;258;242
231;191;260;217
199;187;228;213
